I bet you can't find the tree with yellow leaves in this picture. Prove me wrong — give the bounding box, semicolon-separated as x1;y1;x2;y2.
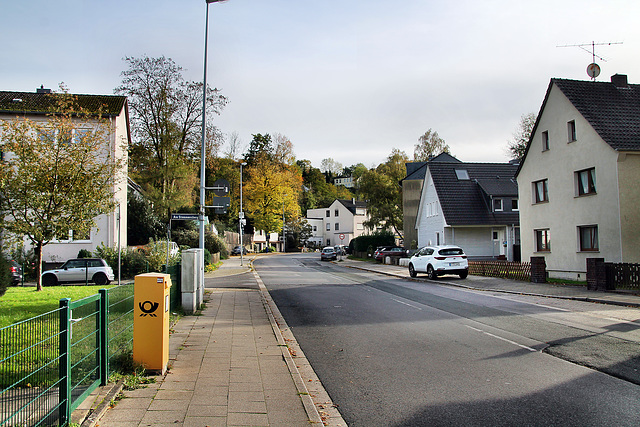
243;153;302;248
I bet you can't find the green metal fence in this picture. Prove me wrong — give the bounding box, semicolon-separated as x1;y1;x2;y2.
0;284;135;426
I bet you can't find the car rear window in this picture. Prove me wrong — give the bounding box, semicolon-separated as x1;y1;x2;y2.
438;248;464;256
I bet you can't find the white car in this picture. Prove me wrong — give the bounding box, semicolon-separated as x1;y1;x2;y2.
41;258;115;286
408;245;468;279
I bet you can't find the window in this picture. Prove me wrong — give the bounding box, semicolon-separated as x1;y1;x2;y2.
568;120;577;142
313;226;317;232
578;225;598;251
357;223;364;230
542;131;549;151
511;199;519;211
335;209;339;217
576;168;596;196
335;223;339;231
455;169;469;180
326;223;331;231
493;198;503;212
533;179;549;203
535;229;550;252
326;210;330;217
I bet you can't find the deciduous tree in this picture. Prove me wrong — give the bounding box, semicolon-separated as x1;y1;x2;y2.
359;149;408;239
507;112;536;161
0;88;125;290
414;129;450;161
115;55;227;219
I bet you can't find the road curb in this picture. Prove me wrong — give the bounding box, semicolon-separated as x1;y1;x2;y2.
252;263;346;426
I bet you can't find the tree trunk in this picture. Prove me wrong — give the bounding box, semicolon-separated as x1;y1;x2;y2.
35;242;43;291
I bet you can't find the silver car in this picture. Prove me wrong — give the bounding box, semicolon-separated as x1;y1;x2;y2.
408;245;468;279
42;258;114;286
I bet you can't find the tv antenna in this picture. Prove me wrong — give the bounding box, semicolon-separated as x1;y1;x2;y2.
557;41;623;81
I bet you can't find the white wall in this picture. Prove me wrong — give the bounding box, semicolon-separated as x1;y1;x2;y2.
518;83;622;279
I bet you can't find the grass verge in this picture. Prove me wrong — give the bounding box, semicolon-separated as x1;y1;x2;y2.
0;285;115;328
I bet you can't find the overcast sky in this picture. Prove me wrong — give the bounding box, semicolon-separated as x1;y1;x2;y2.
2;0;637;169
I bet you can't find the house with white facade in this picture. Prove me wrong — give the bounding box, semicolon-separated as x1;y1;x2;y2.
516;74;640;280
306;199;369;247
0;87;129;262
414;159;520;261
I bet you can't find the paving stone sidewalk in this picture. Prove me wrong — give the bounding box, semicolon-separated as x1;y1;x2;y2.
95;257;321;427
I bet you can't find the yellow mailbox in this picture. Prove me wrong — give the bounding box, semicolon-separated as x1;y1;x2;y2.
133;273;172;374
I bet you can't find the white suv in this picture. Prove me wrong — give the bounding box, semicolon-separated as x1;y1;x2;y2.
42;258;115;286
408;245;468;279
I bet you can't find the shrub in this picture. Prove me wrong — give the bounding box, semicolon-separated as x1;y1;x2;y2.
77;249;93;258
0;253;11;297
352;230;395;253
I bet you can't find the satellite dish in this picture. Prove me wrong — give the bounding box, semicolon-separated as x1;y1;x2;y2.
587;63;601;79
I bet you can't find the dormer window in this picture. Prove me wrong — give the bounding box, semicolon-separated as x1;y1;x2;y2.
455;169;469;180
493;198;503;212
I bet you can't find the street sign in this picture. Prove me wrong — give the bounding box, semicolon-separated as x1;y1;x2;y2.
339;233;345;240
206;179;230;197
171;213;200;221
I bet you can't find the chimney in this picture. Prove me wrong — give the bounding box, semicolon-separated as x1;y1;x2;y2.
611;74;628;87
36;85;51;94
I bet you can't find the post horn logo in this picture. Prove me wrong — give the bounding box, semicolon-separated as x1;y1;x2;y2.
139;301;159;317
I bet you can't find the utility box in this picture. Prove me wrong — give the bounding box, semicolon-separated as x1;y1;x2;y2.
181;249;203;314
133;273;172;374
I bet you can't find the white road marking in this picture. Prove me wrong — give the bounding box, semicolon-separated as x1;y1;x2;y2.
391;298;423;310
465;325;538;352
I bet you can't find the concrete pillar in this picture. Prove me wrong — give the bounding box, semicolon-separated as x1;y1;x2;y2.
530;256;547;283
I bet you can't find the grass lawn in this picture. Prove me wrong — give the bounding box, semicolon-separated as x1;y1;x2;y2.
0;285;114;328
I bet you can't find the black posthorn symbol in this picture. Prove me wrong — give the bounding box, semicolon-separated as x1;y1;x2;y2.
139;301;159;317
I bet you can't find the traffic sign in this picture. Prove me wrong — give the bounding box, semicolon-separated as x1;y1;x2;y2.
339;233;345;240
206;197;230;209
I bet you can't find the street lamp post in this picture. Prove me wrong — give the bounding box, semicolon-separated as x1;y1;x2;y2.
282;194;287;253
200;0;227;279
239;162;247;266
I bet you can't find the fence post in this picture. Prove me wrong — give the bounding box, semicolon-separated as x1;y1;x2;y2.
59;298;71;425
586;258;604;290
530;256;546;283
99;289;109;386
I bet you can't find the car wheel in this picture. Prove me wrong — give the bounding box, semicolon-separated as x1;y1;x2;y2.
93;273;109;286
42;274;58;287
409;264;417;278
427;265;438;280
459;271;468;279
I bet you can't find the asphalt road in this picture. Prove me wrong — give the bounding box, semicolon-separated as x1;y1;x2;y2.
256;253;640;427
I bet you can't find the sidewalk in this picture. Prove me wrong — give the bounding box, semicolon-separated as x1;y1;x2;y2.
90;255;341;427
338;258;640;308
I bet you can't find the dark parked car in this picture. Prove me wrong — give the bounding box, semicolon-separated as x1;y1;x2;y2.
10;260;23;285
231;245;247;255
375;246;409;262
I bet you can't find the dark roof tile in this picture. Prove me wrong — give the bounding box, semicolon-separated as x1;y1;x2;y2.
0;91;126;117
429;162;519;226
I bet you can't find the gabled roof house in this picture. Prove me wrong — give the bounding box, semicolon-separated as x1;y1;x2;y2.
306;199;370;247
516;74;640;279
413;158;520;261
0;87;130;262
